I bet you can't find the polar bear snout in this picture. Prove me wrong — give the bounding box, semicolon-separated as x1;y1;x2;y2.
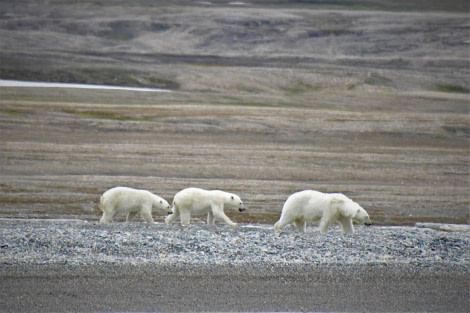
239;207;245;212
362;214;372;226
362;215;372;226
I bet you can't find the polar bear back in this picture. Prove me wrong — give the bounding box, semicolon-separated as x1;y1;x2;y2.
284;190;332;220
173;187;241;214
101;186;161;214
173;187;216;214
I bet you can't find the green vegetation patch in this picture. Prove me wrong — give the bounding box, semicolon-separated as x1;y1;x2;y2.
64;110;151;122
434;84;470;94
0;109;27;116
283;83;321;94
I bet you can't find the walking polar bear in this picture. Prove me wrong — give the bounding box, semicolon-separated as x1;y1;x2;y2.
99;186;171;224
274;190;371;234
165;187;246;226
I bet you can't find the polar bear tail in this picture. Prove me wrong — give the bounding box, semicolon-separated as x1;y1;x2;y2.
98;195;105;212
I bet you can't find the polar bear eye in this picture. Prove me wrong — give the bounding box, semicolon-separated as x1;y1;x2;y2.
160;200;162;204
231;195;234;200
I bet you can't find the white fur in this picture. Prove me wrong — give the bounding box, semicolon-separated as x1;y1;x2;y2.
274;190;371;234
99;186;171;224
165;187;246;226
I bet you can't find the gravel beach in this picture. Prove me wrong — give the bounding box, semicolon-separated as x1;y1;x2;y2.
1;219;469;312
2;219;470;268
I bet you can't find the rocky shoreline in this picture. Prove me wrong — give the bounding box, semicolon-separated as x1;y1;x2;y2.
1;219;469;312
1;219;468;271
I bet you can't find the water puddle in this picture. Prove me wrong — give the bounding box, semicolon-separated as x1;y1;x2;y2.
0;79;172;92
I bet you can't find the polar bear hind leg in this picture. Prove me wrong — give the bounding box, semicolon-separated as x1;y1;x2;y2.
274;214;291;230
179;211;191;226
100;210;116;224
127;211;138;222
294;217;306;232
99;201;118;224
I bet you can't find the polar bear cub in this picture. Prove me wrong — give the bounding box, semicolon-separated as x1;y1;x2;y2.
274;190;371;234
165;187;246;226
99;186;171;224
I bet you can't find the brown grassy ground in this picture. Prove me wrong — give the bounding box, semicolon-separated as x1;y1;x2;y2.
1;87;468;226
0;0;469;226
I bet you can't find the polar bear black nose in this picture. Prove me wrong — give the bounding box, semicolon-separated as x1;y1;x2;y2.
239;208;245;212
365;222;372;226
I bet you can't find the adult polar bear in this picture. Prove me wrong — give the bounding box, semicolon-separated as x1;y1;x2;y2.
99;186;171;224
165;187;246;226
274;190;371;234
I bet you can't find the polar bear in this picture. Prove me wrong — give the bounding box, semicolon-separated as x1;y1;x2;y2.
99;186;171;224
165;187;246;226
274;190;371;234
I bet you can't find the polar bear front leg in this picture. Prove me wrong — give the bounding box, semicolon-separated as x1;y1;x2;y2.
339;216;354;234
212;205;237;226
140;206;154;223
207;211;215;225
319;217;333;234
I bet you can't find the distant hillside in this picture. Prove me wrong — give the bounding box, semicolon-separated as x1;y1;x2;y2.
0;0;468;91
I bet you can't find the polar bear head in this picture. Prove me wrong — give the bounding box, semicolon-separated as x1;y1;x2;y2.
351;204;372;226
334;194;371;226
152;195;172;214
226;193;246;212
